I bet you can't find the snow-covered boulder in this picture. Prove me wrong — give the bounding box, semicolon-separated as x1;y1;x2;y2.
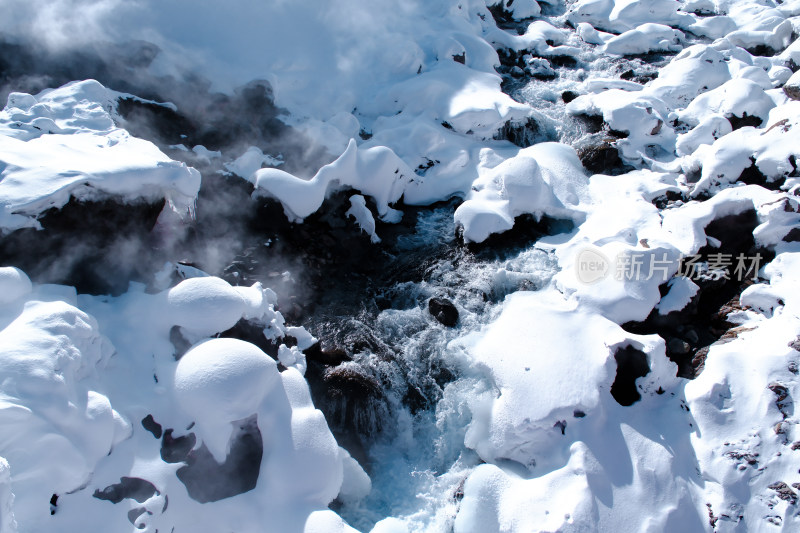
0;80;201;234
454;143;588;243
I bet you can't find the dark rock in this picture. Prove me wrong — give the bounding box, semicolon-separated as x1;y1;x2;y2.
304;342;351;366
561;90;579;103
0;198;167;296
769;382;793;418
169;326;192;361
728;113;763;130
668;338;691;355
160;429;197;464
575;133;634;175
493;117;554;147
767;481;797;505
176;415;263;503
218;319;279;359
141;415;163;439
93;477;159;504
315;365;389;437
453;52;466;64
782;227;800;242
429;297;459;327
610;345;650;406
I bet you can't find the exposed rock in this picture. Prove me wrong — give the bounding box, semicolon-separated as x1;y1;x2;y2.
94;477;159;504
493;117;554;147
610;345;650;406
141;415;163;439
175;415;263;503
429;297;459;327
561;90;579;103
575;133;634;175
767;481;797;505
784;71;800;100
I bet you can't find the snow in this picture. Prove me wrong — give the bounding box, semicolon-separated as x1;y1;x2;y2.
656;276;700;315
4;0;800;531
0;80;201;234
602;23;685;56
454;142;588;243
254;139;411;223
173;338;280;461
0;458;16;533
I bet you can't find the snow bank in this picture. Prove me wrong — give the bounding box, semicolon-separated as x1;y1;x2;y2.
0;459;15;533
684;251;800;531
0;266;365;532
0;287;128;530
0;80;201;234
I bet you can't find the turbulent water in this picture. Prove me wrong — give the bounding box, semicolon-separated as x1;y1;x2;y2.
2;1;800;532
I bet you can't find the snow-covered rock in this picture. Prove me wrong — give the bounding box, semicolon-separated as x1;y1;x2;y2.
454;143;588;243
0;80;200;234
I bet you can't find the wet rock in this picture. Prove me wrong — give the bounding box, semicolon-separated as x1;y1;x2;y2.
317;365;389;437
561;90;579;103
429;297;459;327
610;345;650;406
493;117;553;147
304;342;351;366
575;133;634;175
668;338;691;355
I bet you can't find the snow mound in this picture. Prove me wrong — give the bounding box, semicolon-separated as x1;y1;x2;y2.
174;338;280;461
454;143;589;243
0;80;200;234
0;269;364;532
166;277;273;338
688;102;800;196
254;139;410;222
602;23;684;56
0;292;128;529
